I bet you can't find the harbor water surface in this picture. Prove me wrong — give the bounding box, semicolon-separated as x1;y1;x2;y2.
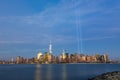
0;64;120;80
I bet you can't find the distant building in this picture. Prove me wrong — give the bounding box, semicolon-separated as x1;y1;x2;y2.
47;41;53;63
43;52;48;63
49;40;52;54
37;52;42;60
81;56;86;62
86;55;91;62
16;56;23;64
77;54;82;63
60;54;63;62
62;50;66;60
48;53;53;63
103;54;108;63
91;55;96;62
9;57;14;64
11;57;14;62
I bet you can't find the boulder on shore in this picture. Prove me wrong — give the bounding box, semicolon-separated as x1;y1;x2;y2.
88;71;120;80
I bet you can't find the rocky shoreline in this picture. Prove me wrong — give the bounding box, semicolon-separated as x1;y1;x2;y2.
88;71;120;80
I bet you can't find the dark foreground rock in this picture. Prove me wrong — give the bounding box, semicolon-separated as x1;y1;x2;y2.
88;71;120;80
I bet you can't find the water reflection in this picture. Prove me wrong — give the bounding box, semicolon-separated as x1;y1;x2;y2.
46;65;52;80
35;64;41;80
62;64;67;80
35;64;68;80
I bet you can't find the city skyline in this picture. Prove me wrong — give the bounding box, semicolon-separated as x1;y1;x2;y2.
0;0;120;60
0;42;110;64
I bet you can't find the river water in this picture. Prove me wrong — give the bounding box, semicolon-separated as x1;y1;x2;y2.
0;64;120;80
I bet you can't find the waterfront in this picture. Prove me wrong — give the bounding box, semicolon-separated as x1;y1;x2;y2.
0;64;120;80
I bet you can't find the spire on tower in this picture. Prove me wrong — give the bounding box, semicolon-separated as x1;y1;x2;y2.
49;40;52;54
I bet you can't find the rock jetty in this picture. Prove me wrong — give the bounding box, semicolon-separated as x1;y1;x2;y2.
89;71;120;80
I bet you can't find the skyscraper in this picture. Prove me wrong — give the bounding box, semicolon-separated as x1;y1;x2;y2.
37;52;42;60
49;40;52;54
62;49;66;60
48;40;53;63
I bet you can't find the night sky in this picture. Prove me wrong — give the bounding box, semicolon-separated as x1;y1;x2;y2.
0;0;120;59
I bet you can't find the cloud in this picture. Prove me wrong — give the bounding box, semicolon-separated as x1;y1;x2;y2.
0;0;104;26
109;27;120;32
0;40;30;44
0;0;119;28
0;0;120;45
83;36;118;41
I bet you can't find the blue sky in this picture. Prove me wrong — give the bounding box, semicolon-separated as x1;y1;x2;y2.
0;0;120;59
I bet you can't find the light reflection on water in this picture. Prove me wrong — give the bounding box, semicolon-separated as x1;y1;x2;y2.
46;65;52;80
34;64;120;80
35;64;53;80
0;64;119;80
35;64;67;80
62;64;67;80
35;64;41;80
